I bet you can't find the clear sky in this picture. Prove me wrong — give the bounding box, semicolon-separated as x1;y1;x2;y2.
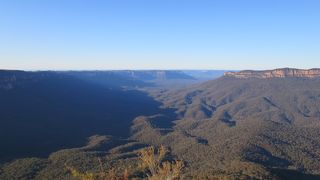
0;0;319;70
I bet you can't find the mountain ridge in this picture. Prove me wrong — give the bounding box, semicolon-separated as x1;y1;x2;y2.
142;75;320;177
224;68;320;79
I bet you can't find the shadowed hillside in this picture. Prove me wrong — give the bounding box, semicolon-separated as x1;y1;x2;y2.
0;70;175;162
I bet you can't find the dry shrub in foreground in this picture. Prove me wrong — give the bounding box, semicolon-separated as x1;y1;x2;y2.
139;145;184;180
67;145;183;180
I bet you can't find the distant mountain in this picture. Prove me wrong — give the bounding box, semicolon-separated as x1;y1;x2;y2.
183;70;229;80
63;70;226;88
112;70;227;81
65;70;226;82
115;70;196;81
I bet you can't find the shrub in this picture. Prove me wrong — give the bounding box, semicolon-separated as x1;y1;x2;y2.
66;145;183;180
139;145;184;180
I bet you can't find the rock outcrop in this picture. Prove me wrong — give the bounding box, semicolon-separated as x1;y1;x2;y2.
224;68;320;78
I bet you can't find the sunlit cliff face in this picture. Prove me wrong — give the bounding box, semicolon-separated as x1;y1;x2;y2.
224;68;320;79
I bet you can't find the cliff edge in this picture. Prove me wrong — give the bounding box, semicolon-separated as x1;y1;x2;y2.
224;68;320;78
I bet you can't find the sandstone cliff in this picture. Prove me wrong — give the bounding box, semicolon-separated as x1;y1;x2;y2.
224;68;320;78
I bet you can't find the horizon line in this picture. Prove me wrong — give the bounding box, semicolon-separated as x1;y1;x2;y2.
1;67;319;72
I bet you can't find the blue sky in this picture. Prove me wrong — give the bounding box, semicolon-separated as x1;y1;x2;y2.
0;0;319;70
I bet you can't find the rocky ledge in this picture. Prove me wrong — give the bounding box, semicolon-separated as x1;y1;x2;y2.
224;68;320;79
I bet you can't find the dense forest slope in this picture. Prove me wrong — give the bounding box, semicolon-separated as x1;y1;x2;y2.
138;74;320;178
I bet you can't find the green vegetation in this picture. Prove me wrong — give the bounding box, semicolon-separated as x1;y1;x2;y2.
136;77;320;178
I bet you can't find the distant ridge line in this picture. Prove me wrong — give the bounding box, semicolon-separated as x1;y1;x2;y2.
224;68;320;78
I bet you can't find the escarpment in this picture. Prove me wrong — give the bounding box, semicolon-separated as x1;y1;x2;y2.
224;68;320;78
